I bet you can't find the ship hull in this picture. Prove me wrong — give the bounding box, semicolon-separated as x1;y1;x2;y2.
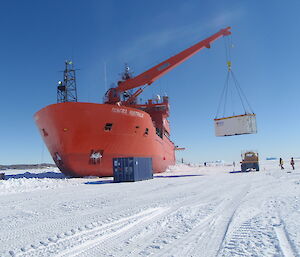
34;102;175;177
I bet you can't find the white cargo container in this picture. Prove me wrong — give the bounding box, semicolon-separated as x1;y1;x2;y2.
214;114;257;137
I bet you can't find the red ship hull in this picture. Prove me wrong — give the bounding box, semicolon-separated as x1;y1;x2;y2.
34;102;175;177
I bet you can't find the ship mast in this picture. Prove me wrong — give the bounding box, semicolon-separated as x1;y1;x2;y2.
57;60;78;103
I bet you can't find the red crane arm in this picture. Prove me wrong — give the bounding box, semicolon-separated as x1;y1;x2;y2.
117;27;231;92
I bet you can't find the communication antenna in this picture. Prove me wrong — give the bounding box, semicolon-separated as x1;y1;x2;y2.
57;60;78;103
121;63;133;81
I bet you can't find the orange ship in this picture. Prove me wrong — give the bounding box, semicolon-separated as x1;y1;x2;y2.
34;27;231;177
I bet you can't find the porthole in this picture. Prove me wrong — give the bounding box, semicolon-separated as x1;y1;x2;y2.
104;123;113;131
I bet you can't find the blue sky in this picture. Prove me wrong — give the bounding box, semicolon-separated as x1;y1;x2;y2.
1;0;300;164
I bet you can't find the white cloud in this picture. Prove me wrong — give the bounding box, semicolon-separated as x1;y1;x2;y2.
118;8;244;65
211;8;244;28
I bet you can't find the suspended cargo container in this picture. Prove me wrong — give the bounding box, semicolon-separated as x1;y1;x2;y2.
214;113;257;137
113;157;153;182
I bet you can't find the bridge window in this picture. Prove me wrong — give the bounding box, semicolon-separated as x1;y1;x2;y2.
156;128;163;138
42;128;48;137
164;130;170;139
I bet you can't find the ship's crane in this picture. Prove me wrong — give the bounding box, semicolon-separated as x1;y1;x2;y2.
105;27;231;105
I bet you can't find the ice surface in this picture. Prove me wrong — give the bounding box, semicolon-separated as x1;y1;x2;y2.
0;161;300;256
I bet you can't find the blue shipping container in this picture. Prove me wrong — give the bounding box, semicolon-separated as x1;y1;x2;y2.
113;157;153;182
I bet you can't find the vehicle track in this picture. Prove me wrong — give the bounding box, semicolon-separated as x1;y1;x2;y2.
96;183;250;257
5;168;297;257
3;177;215;257
129;200;222;256
105;182;249;257
219;215;280;256
12;207;168;257
153;185;250;257
8;180;228;257
270;199;298;257
219;197;300;257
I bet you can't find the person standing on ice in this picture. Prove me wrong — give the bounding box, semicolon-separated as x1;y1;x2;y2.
290;157;295;170
279;158;284;170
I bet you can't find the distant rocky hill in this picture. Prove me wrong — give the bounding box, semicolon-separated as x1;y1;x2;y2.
0;163;57;170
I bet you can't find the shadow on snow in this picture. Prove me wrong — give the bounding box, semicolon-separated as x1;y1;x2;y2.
155;174;203;178
85;174;203;184
85;179;114;185
5;171;66;179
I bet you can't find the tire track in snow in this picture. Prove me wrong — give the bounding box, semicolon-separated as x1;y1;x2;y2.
219;197;299;257
56;207;168;257
158;185;250;257
0;194;111;253
219;216;279;256
122;185;250;257
12;207;168;257
217;187;279;257
270;201;298;257
272;216;297;257
3;179;207;257
111;189;226;256
117;186;235;256
72;205;180;257
214;187;250;256
6;169;289;257
153;204;221;257
135;201;221;256
89;194;226;256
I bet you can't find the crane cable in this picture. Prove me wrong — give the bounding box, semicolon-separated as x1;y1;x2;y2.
215;36;254;118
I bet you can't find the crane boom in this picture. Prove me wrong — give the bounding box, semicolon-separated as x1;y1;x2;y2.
117;27;231;92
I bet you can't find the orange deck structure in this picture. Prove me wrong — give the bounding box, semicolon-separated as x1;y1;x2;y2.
34;27;231;177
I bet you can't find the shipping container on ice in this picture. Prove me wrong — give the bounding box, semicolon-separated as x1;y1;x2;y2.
214;114;257;137
113;157;153;182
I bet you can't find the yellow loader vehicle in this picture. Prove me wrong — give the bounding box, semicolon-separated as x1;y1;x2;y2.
241;151;259;172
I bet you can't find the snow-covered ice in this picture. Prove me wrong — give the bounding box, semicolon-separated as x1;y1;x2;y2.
1;160;300;256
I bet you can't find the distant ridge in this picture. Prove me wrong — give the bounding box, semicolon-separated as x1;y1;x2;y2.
0;163;56;170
